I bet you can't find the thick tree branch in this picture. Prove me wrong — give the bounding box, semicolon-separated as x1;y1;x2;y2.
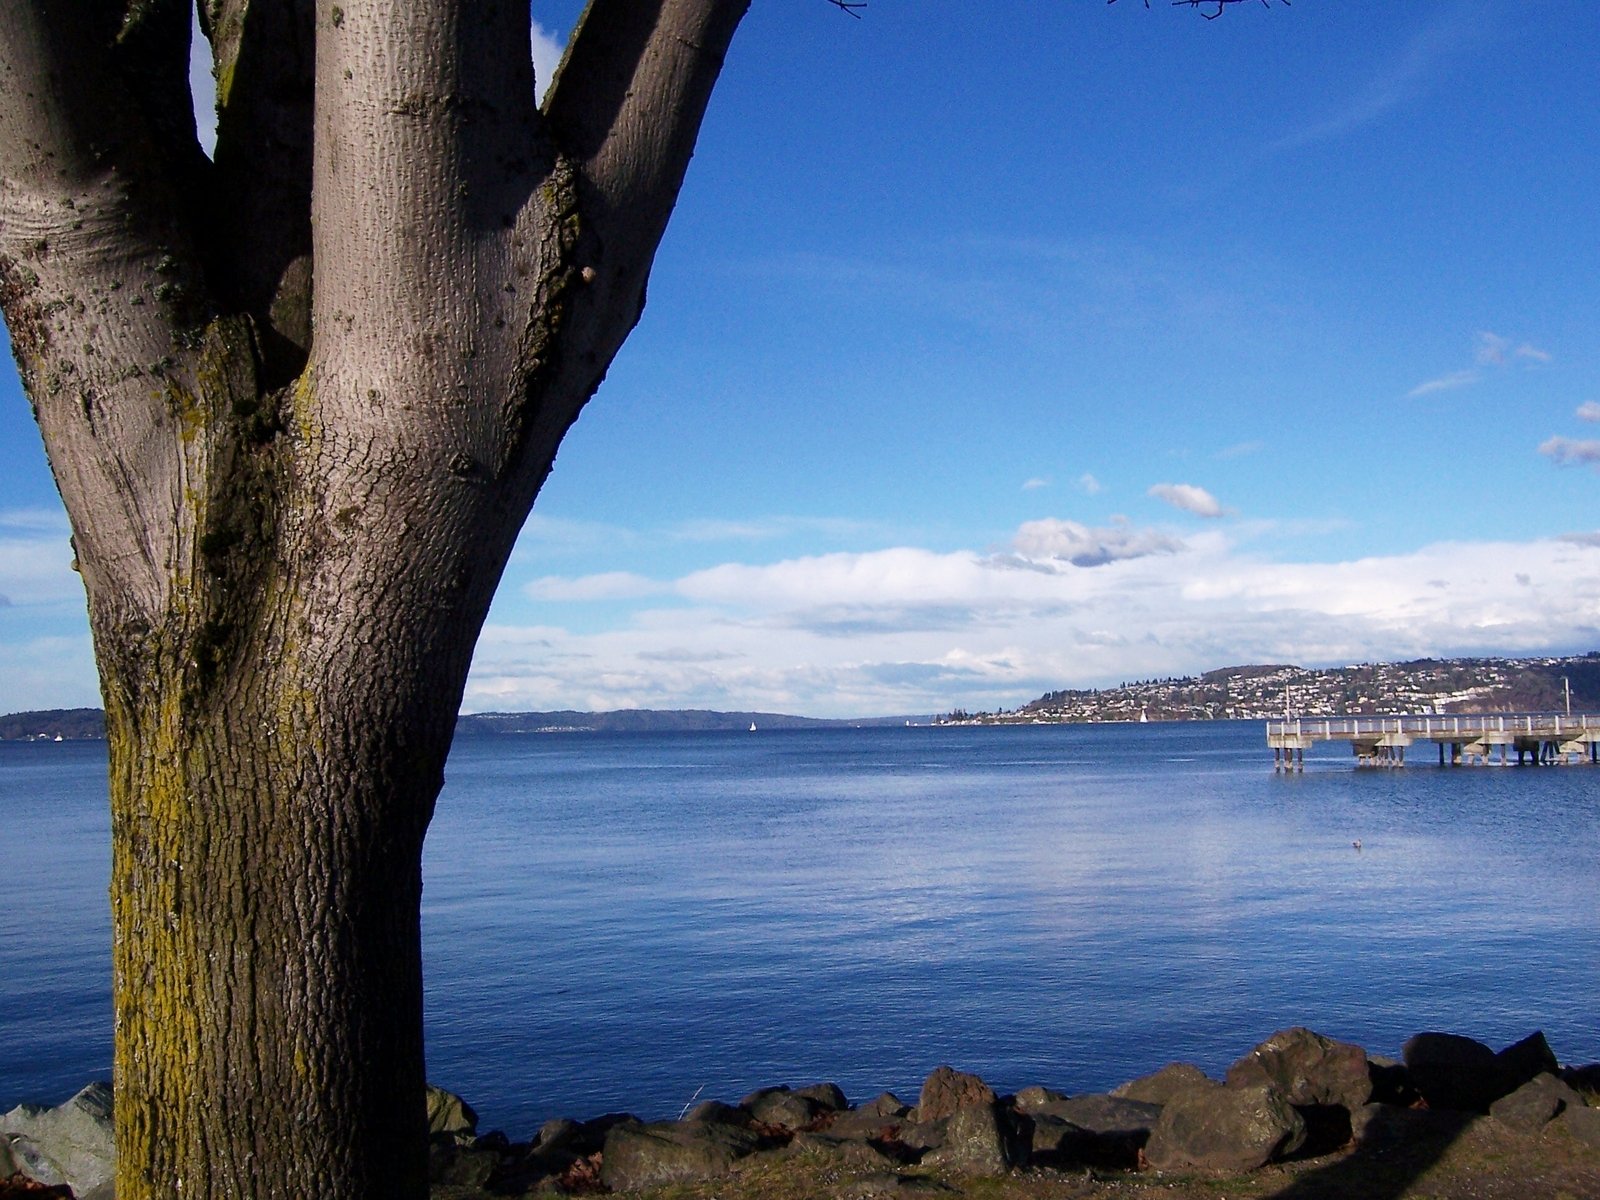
532;0;749;438
0;2;219;621
545;0;748;274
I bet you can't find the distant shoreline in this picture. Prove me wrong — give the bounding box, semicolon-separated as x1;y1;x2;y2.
6;650;1595;740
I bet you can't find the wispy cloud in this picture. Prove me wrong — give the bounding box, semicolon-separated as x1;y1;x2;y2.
1409;330;1551;398
1215;440;1263;461
1475;331;1550;365
1022;477;1050;492
1577;401;1600;423
525;571;662;602
1540;437;1600;469
1271;4;1489;153
1148;482;1228;519
0;507;71;534
1077;473;1104;496
0;509;83;607
1407;370;1478;398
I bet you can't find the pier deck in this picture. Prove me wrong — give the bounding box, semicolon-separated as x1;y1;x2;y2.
1266;712;1600;769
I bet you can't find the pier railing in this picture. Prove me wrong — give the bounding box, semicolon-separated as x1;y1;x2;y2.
1266;713;1600;741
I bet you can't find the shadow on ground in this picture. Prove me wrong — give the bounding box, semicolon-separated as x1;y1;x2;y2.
1264;1108;1472;1200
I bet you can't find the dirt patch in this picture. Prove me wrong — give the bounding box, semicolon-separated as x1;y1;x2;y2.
585;1114;1600;1200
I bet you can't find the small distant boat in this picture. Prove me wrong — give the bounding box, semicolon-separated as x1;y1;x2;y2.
749;722;757;732
1139;707;1149;724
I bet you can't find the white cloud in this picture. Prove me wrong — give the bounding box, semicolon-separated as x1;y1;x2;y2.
1577;401;1600;423
1407;369;1478;398
0;511;84;607
1540;437;1600;469
1148;482;1227;519
532;20;565;105
190;11;217;156
1011;517;1182;567
466;525;1600;718
1077;473;1103;495
1022;477;1050;491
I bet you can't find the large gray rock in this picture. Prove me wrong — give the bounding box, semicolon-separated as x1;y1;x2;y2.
684;1098;748;1126
427;1139;501;1189
858;1092;911;1118
1012;1085;1067;1111
1226;1026;1371;1113
1557;1104;1600;1150
0;1081;117;1199
741;1085;825;1131
1144;1082;1306;1172
915;1066;995;1123
1402;1032;1503;1112
425;1085;479;1142
919;1102;1016;1175
1494;1031;1561;1095
1562;1063;1600;1095
795;1082;850;1112
1027;1094;1160;1168
1113;1062;1218;1107
1489;1073;1584;1133
827;1096;912;1142
599;1119;763;1190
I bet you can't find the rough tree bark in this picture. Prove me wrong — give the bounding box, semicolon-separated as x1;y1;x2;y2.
0;0;748;1196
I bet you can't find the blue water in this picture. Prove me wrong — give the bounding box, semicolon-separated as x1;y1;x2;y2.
2;723;1597;1137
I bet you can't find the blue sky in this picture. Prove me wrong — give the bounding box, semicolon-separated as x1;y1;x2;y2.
4;0;1600;717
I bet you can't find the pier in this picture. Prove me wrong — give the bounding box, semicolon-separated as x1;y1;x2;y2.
1267;712;1600;770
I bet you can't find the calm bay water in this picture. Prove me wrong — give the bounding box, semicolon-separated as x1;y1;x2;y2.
2;722;1596;1136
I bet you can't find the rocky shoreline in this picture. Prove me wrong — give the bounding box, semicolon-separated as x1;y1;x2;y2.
5;1027;1599;1198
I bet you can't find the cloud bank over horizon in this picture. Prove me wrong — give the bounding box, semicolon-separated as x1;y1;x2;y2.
463;517;1600;719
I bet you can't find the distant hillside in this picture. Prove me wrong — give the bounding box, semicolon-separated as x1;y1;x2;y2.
954;652;1600;725
0;708;106;740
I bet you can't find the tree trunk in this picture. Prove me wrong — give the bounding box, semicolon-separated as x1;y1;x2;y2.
107;693;441;1198
0;0;751;1195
